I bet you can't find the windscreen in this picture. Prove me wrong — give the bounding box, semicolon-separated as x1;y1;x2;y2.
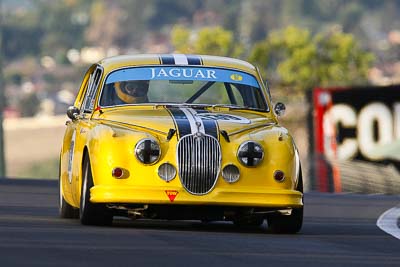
100;66;268;111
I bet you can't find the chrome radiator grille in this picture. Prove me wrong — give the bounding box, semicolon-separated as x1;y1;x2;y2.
177;134;221;195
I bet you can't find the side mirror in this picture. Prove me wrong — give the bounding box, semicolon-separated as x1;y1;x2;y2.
274;102;286;117
67;106;80;120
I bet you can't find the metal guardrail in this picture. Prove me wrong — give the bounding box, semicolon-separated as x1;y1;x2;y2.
337;160;400;195
308;155;400;194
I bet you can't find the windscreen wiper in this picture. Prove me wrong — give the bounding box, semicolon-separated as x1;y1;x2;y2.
164;103;209;109
209;104;267;112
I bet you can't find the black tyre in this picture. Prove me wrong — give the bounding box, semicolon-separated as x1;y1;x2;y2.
267;167;304;234
80;154;113;226
267;206;303;234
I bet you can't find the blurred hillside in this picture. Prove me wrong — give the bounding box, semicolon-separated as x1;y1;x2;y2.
2;0;400;118
1;0;400;180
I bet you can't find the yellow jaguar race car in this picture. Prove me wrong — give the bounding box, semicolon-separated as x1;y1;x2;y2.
59;54;303;233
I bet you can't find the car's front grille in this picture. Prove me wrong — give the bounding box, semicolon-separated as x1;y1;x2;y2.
177;134;221;195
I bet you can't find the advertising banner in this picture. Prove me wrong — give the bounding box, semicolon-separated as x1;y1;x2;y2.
310;85;400;192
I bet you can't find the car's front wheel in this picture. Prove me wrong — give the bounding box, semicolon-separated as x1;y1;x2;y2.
267;167;304;234
80;154;113;226
267;206;303;234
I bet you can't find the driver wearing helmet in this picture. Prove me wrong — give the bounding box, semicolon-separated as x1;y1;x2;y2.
114;80;149;104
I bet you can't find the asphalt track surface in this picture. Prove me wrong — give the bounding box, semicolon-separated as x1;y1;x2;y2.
0;179;399;267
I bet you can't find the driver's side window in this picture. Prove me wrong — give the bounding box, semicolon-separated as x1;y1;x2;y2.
81;67;102;113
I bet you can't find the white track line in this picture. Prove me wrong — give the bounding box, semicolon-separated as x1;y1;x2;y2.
377;206;400;240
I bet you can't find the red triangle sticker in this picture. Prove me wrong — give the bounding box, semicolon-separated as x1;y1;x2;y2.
165;190;179;202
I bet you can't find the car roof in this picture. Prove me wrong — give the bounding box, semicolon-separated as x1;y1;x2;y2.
98;54;258;75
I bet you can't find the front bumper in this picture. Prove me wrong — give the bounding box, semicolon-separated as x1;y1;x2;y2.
90;185;303;208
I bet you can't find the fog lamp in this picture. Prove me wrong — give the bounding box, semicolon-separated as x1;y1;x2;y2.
222;164;240;183
158;163;176;182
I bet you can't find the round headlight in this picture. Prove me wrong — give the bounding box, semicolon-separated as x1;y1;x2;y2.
237;141;264;167
135;138;161;165
158;163;176;182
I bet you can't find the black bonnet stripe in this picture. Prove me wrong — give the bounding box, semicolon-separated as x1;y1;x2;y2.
160;54;175;65
196;110;218;138
186;55;202;65
167;108;191;139
167;108;218;139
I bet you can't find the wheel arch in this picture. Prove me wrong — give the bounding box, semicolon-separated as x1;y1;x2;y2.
78;146;90;201
81;145;102;188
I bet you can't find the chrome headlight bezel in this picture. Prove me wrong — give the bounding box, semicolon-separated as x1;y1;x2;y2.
237;141;264;167
135;138;161;165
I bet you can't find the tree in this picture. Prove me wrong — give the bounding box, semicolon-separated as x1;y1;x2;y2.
248;25;374;92
170;25;192;53
171;25;243;57
85;0;123;49
18;92;40;117
37;0;90;63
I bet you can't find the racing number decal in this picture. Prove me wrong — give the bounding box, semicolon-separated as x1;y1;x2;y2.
165;190;179;202
67;130;76;184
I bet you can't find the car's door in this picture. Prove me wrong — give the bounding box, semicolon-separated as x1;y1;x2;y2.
62;64;102;206
61;64;95;207
72;66;103;203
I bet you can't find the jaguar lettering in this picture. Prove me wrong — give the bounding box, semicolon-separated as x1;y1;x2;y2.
150;68;217;79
